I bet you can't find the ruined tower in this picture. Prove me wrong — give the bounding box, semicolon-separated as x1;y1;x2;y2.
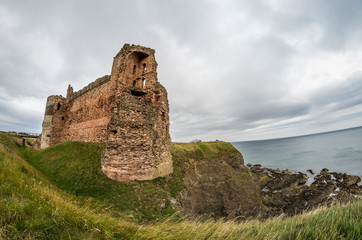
38;44;173;181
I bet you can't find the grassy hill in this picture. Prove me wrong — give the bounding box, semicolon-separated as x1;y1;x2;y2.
0;132;361;239
20;141;174;222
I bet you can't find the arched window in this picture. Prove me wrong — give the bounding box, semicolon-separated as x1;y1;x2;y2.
133;65;136;74
142;78;146;89
57;103;61;110
133;80;137;87
142;63;146;73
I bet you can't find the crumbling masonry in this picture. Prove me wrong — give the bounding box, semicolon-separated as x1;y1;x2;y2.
39;44;173;181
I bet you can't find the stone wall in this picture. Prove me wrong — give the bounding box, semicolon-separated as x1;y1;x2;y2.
101;84;172;181
47;76;115;145
40;95;65;148
68;75;111;102
39;44;173;182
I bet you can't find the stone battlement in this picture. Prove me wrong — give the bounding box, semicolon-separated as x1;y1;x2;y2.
38;44;173;182
67;75;111;102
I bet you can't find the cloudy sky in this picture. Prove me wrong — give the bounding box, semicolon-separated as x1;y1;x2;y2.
1;0;362;142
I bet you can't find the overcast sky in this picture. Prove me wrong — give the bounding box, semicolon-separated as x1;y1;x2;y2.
1;0;362;142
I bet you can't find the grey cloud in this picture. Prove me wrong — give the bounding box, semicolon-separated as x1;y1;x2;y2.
241;101;310;121
170;98;311;141
278;0;362;50
312;1;362;50
0;99;42;132
1;0;362;141
311;74;362;111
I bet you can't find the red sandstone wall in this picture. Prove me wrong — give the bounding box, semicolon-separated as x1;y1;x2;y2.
101;84;172;181
111;44;157;89
101;45;173;181
50;76;116;145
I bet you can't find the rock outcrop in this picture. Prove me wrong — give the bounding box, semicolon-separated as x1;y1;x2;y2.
180;144;266;220
248;164;362;217
172;142;361;221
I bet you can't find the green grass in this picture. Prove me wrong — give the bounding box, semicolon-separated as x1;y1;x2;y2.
20;141;176;222
1;132;361;239
0;133;140;239
18;140;243;222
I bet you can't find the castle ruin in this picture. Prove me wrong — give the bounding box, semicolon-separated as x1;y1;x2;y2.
39;44;173;181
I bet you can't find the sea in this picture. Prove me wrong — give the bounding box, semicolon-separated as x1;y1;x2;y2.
232;126;362;183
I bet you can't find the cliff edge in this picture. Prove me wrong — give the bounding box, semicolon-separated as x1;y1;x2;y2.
171;142;265;220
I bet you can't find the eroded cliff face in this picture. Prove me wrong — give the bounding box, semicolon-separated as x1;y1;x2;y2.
178;144;362;221
183;153;265;220
170;142;266;220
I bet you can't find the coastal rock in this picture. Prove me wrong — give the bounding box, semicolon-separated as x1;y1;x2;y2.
342;174;360;187
331;172;343;182
247;164;362;217
320;168;329;175
307;169;314;174
182;152;265;220
250;164;307;191
178;144;361;221
250;164;261;171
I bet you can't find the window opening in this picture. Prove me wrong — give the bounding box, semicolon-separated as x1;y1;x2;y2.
131;90;147;96
142;78;146;89
57;103;61;110
61;116;65;120
142;63;146;73
133;65;136;74
133;80;137;87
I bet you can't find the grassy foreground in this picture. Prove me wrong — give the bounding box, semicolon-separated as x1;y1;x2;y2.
0;133;361;239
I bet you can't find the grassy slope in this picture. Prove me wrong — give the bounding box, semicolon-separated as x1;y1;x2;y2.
19;140;240;222
0;133;140;239
1;133;361;239
20;141;174;222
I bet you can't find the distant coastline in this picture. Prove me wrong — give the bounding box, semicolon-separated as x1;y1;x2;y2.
233;125;362;143
232;126;362;179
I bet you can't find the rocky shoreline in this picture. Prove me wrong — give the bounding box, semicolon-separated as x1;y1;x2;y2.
177;146;362;221
247;163;362;217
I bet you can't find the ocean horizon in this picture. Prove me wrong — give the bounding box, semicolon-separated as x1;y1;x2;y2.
232;126;362;180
